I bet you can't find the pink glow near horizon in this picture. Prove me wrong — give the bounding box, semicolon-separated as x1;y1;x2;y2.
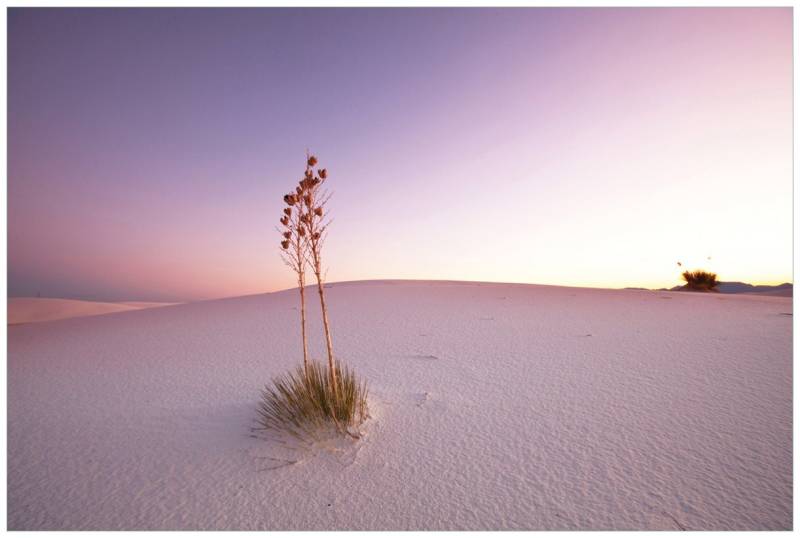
8;8;792;301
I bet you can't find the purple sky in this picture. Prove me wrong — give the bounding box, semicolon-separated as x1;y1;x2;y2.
8;8;792;301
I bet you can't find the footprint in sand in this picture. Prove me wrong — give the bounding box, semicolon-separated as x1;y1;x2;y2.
411;391;447;412
397;353;439;361
414;391;432;407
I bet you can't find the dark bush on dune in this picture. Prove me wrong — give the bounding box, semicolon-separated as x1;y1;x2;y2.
681;270;719;292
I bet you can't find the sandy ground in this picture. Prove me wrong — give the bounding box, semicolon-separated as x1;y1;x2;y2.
7;280;792;530
744;288;793;297
8;298;176;325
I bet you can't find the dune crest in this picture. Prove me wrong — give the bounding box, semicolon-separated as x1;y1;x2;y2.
8;297;177;325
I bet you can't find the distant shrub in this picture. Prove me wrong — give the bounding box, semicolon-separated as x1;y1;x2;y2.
256;360;368;440
681;270;719;292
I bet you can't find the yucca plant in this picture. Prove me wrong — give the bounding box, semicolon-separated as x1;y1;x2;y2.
681;270;719;291
263;152;369;440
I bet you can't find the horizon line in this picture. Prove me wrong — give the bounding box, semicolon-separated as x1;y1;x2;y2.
6;277;794;304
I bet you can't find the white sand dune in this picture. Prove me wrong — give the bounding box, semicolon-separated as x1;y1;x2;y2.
744;288;793;297
7;297;177;325
7;280;792;530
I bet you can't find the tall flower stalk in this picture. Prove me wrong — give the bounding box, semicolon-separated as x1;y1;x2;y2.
279;189;309;378
297;153;338;397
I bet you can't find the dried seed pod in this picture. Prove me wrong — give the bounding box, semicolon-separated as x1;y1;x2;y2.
312;232;321;240
303;194;312;206
312;177;320;186
295;186;302;195
283;194;296;206
280;216;289;226
319;168;327;179
284;207;292;216
280;240;289;249
283;231;291;239
307;156;318;167
305;169;313;179
314;207;323;217
298;227;306;236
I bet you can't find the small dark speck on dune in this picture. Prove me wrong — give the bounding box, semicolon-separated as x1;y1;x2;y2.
409;354;438;360
779;312;792;316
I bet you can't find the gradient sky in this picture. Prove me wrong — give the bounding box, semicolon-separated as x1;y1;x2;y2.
8;8;792;302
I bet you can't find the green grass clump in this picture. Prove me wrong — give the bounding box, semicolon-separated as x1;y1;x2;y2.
256;360;369;439
681;270;719;291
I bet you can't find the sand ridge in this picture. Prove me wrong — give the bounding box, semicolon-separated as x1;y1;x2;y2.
8;297;178;325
